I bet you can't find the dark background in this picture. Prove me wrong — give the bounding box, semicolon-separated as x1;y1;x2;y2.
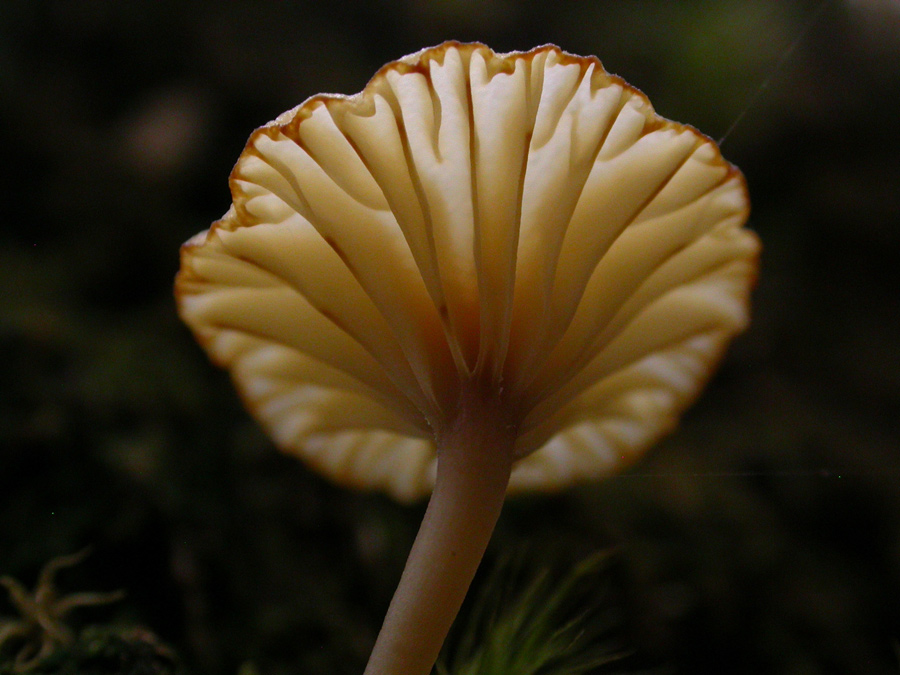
2;1;899;674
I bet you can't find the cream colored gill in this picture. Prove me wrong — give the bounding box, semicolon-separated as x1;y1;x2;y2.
175;42;759;502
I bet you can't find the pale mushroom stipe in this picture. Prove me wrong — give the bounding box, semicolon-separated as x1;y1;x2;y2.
176;42;760;675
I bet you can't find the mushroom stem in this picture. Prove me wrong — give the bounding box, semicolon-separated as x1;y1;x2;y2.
364;393;517;675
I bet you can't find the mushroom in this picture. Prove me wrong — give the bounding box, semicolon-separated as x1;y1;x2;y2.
175;42;759;675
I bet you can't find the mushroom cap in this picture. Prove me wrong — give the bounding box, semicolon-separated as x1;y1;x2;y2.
176;42;760;503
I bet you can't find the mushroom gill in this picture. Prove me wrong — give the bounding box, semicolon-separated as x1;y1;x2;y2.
176;42;759;675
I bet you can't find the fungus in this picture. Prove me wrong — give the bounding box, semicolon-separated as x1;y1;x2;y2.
175;42;759;675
